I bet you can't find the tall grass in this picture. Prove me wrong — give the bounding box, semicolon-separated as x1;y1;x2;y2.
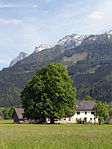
0;120;112;149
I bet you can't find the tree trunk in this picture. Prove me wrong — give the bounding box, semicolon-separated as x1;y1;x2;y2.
50;117;55;124
99;121;102;125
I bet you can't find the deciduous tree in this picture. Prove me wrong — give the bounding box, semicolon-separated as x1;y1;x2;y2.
96;101;109;124
21;63;77;123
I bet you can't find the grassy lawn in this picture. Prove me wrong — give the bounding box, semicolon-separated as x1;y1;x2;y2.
0;120;112;149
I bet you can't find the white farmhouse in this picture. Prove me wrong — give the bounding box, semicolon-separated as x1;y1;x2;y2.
55;100;98;124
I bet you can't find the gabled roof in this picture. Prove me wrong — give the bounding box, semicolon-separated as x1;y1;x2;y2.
14;108;25;119
76;100;96;111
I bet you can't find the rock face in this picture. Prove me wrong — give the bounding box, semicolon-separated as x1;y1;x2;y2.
9;52;29;67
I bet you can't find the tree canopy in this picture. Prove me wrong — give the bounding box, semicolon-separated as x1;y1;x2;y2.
96;101;109;124
21;63;77;123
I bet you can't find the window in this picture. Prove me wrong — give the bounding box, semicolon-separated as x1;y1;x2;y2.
76;118;78;121
77;112;80;115
90;118;92;121
91;112;94;115
84;117;87;122
69;117;71;121
85;112;87;115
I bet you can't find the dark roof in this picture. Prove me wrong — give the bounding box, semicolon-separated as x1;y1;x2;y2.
76;100;96;111
14;108;25;119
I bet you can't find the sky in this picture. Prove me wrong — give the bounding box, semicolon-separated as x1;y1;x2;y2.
0;0;112;70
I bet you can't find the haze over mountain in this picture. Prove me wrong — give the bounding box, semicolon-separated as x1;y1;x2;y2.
1;30;112;107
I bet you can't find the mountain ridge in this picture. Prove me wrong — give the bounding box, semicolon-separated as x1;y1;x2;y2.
9;33;89;67
1;30;112;107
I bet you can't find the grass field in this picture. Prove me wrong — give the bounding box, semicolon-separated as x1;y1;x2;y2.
0;120;112;149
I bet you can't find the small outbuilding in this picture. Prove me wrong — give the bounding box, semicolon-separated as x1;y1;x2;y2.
13;108;29;124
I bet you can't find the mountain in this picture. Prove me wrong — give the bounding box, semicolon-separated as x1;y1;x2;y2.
9;52;29;67
9;34;88;66
1;31;112;107
33;34;89;52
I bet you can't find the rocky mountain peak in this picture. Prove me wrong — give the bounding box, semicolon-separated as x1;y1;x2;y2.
9;52;29;67
57;34;89;49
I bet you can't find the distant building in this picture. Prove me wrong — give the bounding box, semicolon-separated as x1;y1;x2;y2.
55;100;98;124
13;108;29;124
74;100;98;123
13;100;98;124
13;108;50;124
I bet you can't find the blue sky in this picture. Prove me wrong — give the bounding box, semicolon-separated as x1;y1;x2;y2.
0;0;112;69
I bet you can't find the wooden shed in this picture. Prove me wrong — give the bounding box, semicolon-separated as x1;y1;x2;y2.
13;108;29;124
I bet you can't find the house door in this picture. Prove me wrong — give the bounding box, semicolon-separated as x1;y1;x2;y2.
84;117;87;122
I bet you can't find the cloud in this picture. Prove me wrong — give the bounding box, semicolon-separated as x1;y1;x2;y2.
88;11;104;20
0;18;23;25
45;0;53;3
0;4;38;8
0;4;20;8
0;59;10;64
32;5;38;8
43;10;48;14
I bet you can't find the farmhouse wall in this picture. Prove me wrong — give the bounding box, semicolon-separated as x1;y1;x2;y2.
55;111;98;124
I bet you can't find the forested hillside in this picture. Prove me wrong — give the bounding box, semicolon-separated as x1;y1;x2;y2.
1;33;112;107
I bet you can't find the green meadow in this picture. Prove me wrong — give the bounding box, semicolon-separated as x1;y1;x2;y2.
0;120;112;149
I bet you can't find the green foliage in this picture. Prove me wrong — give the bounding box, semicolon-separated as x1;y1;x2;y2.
77;118;84;124
96;101;109;124
86;96;95;101
1;107;15;119
21;63;77;123
106;102;112;115
0;83;21;107
2;109;10;119
81;96;95;101
0;107;5;116
8;106;15;119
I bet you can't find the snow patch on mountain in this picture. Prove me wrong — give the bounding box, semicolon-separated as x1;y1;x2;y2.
34;44;53;53
106;30;112;35
57;34;89;49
